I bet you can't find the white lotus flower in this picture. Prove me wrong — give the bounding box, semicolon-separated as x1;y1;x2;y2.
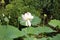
22;12;34;26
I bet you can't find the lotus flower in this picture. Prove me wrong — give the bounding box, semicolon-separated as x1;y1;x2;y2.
22;12;34;26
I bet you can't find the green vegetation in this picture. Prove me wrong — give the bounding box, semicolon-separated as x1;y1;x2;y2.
0;0;60;40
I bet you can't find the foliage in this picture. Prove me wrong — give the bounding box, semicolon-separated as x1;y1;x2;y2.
0;25;24;40
52;34;60;40
49;19;60;28
0;0;60;40
22;26;55;35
